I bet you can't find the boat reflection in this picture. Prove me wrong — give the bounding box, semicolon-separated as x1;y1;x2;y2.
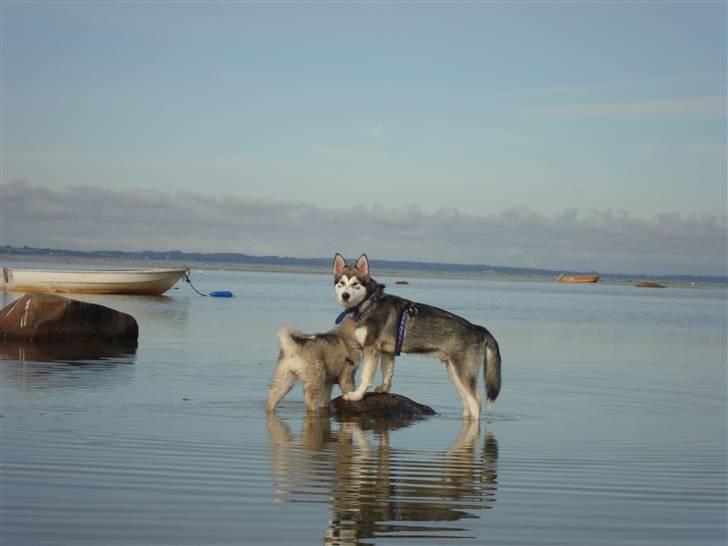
266;414;498;545
55;294;192;332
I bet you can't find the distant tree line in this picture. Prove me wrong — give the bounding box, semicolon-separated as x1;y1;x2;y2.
1;245;724;284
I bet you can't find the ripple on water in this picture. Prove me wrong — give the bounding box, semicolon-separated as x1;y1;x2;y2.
1;274;725;545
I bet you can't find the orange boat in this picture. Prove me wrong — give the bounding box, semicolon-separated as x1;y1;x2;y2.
557;274;600;283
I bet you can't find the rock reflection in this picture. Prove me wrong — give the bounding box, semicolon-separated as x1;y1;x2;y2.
0;340;138;363
266;414;498;545
0;340;137;390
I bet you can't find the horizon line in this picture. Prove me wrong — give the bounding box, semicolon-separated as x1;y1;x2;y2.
1;245;726;282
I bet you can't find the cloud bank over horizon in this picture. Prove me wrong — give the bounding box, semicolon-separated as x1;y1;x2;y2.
1;181;726;277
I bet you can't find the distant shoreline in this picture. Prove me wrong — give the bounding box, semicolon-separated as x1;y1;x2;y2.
0;253;558;283
2;246;726;287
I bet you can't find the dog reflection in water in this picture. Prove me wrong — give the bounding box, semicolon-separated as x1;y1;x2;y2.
266;414;498;545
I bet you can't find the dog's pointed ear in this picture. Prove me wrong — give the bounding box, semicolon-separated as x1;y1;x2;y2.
333;253;346;277
356;254;369;276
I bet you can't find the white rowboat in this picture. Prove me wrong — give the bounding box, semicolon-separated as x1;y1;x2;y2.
556;274;600;284
0;267;188;296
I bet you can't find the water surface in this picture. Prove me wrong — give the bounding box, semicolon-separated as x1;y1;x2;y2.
1;269;726;545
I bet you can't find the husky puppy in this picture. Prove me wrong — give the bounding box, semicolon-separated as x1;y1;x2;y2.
267;317;361;413
333;253;502;418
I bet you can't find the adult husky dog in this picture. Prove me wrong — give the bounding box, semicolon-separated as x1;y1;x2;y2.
333;253;501;418
267;317;361;413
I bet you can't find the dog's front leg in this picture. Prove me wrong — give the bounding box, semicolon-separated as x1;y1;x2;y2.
339;367;356;394
343;347;378;401
375;353;395;393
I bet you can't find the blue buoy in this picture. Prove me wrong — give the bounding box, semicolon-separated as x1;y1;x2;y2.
209;290;234;298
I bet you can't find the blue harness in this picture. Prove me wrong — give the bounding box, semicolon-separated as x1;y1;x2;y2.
394;306;411;356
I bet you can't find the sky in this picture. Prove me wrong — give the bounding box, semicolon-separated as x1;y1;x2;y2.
1;1;726;276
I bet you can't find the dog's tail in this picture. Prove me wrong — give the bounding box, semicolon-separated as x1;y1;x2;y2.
482;329;502;414
277;326;300;356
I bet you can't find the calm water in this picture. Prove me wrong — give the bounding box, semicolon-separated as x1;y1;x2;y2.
1;268;726;545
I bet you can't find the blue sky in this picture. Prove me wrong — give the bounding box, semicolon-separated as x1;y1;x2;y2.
1;2;726;275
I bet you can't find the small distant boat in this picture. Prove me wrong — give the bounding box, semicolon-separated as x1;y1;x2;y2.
0;267;188;295
557;274;600;284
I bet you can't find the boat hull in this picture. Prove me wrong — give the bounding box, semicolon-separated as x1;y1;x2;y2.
557;274;600;283
1;267;188;296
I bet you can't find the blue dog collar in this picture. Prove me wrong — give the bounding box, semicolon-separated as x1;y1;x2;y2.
335;307;357;325
335;295;378;325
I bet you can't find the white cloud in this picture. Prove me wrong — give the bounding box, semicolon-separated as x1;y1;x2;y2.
1;181;726;276
523;71;728;97
687;142;728;157
310;146;358;158
519;96;726;120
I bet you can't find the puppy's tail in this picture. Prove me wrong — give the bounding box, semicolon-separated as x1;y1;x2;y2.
482;329;502;414
277;326;300;356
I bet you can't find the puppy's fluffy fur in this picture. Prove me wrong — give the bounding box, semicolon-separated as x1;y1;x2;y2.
267;317;361;413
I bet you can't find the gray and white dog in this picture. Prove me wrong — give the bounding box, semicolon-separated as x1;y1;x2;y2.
333;253;501;418
267;317;361;413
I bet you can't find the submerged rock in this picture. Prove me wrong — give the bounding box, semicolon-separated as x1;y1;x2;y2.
330;392;436;421
0;293;138;342
635;281;667;288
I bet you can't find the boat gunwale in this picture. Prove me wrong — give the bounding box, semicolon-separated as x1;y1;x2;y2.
3;267;188;274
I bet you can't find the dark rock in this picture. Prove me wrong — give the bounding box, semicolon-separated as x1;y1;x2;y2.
0;293;138;342
395;280;409;285
330;392;436;422
635;281;667;288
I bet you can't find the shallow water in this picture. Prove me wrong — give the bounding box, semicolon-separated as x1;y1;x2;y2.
1;269;726;545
